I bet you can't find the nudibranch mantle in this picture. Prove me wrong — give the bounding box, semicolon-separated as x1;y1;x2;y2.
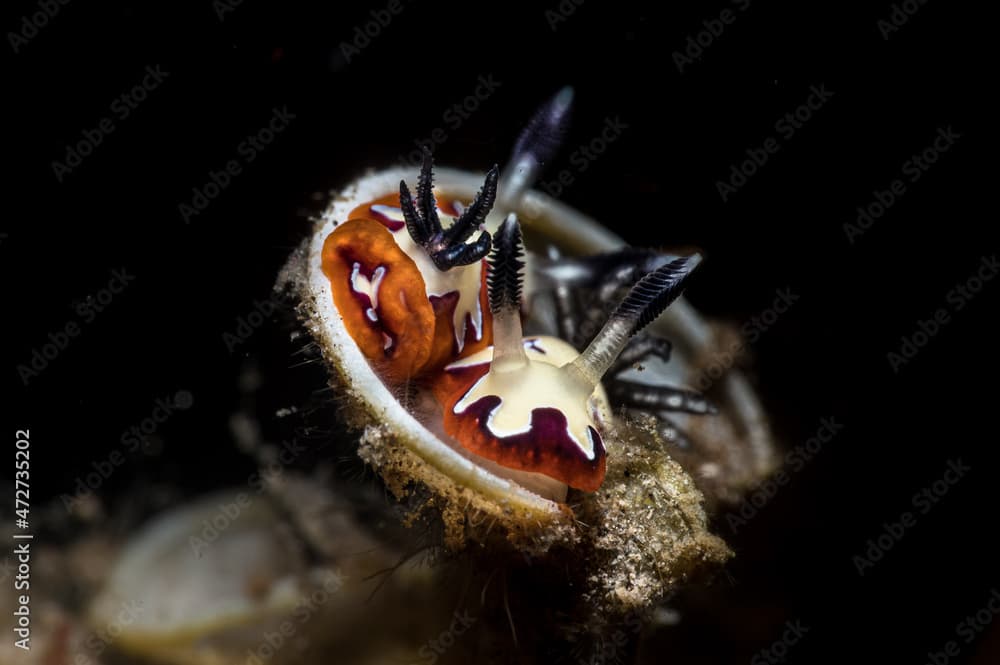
322;160;497;382
437;335;611;492
362;200;485;351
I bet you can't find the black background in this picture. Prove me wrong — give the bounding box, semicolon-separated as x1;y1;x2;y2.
5;0;994;663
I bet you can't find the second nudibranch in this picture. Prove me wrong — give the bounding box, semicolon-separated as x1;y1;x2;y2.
322;152;498;383
432;215;702;493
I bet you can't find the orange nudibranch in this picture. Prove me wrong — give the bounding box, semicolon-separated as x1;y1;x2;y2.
322;193;493;385
430;337;608;492
322;218;434;383
428;214;702;494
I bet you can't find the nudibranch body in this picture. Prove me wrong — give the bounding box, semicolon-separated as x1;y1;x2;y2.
432;217;701;496
321;154;498;382
435;335;610;493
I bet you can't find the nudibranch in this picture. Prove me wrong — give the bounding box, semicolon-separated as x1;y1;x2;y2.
311;87;723;502
321;151;497;382
289;86;776;564
433;216;702;495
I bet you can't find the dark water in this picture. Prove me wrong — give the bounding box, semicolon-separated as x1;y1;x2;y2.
6;1;992;663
